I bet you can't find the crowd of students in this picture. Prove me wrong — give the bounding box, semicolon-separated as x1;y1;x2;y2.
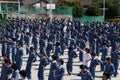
0;17;120;80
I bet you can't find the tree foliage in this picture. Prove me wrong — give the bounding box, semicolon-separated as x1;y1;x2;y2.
92;0;120;19
57;0;85;17
85;6;101;16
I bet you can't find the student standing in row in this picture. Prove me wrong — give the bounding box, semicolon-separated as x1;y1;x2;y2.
15;41;24;70
89;54;99;79
77;65;93;80
67;46;77;75
103;57;115;80
38;52;48;80
54;59;65;80
48;55;59;80
19;70;28;80
10;63;19;80
26;47;36;79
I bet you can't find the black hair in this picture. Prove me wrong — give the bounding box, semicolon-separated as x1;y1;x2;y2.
106;57;111;61
11;63;18;71
4;58;11;64
51;55;57;60
80;65;87;69
59;59;64;65
12;38;16;41
91;53;96;56
85;48;90;53
56;42;60;46
103;43;106;45
19;70;27;77
68;46;74;50
30;47;34;50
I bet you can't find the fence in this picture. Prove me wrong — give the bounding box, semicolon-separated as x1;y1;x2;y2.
74;15;105;23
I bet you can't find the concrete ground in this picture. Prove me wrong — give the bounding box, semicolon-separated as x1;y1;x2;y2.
0;45;120;80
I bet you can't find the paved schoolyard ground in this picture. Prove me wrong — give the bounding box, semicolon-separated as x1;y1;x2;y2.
0;45;120;80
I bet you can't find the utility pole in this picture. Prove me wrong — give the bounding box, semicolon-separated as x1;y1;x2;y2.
103;0;105;20
49;0;53;21
18;0;20;14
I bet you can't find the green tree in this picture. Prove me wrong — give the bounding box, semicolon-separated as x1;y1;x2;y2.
92;0;120;19
85;6;101;16
57;0;85;17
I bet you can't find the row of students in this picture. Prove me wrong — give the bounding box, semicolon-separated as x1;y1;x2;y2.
0;53;65;80
0;17;120;80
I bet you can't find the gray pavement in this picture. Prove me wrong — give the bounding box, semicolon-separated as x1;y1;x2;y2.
0;45;120;80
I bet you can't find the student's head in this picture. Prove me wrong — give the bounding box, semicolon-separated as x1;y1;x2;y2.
3;54;9;59
41;37;44;40
19;70;27;79
18;40;22;47
58;59;64;66
12;38;16;42
71;35;75;39
11;63;18;71
48;39;52;42
103;43;106;48
51;55;57;61
56;42;60;47
68;46;74;50
4;59;11;66
81;36;84;40
30;47;35;52
80;65;87;72
40;51;47;57
91;53;96;59
92;39;95;43
106;57;111;64
85;48;90;53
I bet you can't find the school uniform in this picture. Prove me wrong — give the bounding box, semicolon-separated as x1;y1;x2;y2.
20;33;25;47
6;39;12;57
1;64;6;80
46;42;54;58
90;58;99;78
15;47;24;70
91;43;97;55
11;70;19;80
32;36;39;51
15;32;21;42
111;50;120;76
54;65;65;80
77;70;93;80
38;56;48;80
66;50;77;73
11;41;17;63
60;36;66;55
100;47;108;71
77;39;86;62
11;30;16;39
1;65;12;80
48;60;59;80
1;37;7;55
26;52;36;79
49;33;56;45
69;38;76;48
54;46;62;61
111;41;117;53
96;37;101;56
39;39;46;52
22;77;28;80
25;35;31;54
103;63;115;79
